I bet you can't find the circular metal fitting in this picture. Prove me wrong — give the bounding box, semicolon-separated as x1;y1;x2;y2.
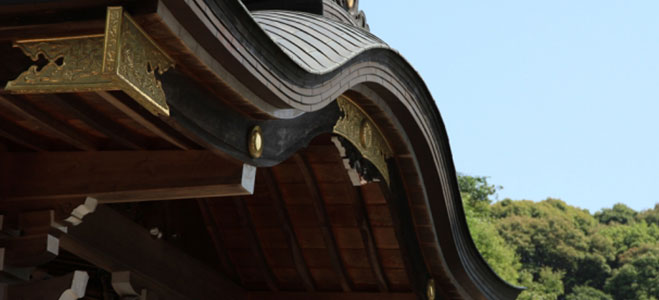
248;125;263;158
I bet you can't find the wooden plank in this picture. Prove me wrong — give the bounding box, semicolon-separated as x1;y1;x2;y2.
261;168;316;291
0;94;96;151
233;197;279;291
293;153;352;292
1;270;89;300
97;91;194;150
52;94;145;150
57;205;245;300
1;150;254;203
247;292;417;300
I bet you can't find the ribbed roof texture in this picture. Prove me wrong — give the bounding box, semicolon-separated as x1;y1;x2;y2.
252;10;387;74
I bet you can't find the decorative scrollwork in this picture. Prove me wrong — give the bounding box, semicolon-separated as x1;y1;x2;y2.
114;9;173;116
4;6;174;116
6;36;110;93
333;95;392;184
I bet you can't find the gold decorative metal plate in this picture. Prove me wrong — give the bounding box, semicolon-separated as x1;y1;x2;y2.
333;95;393;184
5;6;174;116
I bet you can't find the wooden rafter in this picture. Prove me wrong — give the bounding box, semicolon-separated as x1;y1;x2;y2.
261;168;316;292
352;187;390;292
197;198;241;283
233;197;280;291
1;150;254;203
292;153;352;292
57;205;246;300
0;94;96;151
96;91;194;150
0;117;48;151
52;94;145;150
379;169;442;299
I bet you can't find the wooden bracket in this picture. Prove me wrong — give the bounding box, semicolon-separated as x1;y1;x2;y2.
112;271;154;300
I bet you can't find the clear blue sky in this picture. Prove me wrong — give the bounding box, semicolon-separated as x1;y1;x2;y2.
360;0;659;213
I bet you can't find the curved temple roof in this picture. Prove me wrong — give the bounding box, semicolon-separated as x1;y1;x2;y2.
196;1;523;298
0;0;523;299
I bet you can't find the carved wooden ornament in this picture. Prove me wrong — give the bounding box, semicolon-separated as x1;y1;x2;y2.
333;95;393;184
4;7;174;116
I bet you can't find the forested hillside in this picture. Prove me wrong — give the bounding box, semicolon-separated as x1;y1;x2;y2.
459;175;659;300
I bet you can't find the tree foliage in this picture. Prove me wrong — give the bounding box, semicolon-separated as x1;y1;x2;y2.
566;286;613;300
457;174;659;300
595;203;638;225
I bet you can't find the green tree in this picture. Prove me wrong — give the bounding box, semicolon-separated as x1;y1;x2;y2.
457;174;659;300
604;244;659;300
517;268;564;300
595;203;638;225
464;203;521;283
637;204;659;226
565;285;613;300
595;222;659;257
459;174;521;284
458;174;499;218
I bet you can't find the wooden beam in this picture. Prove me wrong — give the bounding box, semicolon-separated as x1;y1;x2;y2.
261;168;316;292
52;94;145;150
233;197;279;291
1;150;255;203
0;94;96;151
57;205;246;300
1;270;89;300
97;91;194;150
247;292;417;300
353;187;389;292
293;153;352;292
0;19;105;41
379;166;438;299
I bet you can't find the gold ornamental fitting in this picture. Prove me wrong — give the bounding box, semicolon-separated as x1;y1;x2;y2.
248;126;263;158
332;95;393;184
427;278;436;300
4;6;174;116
